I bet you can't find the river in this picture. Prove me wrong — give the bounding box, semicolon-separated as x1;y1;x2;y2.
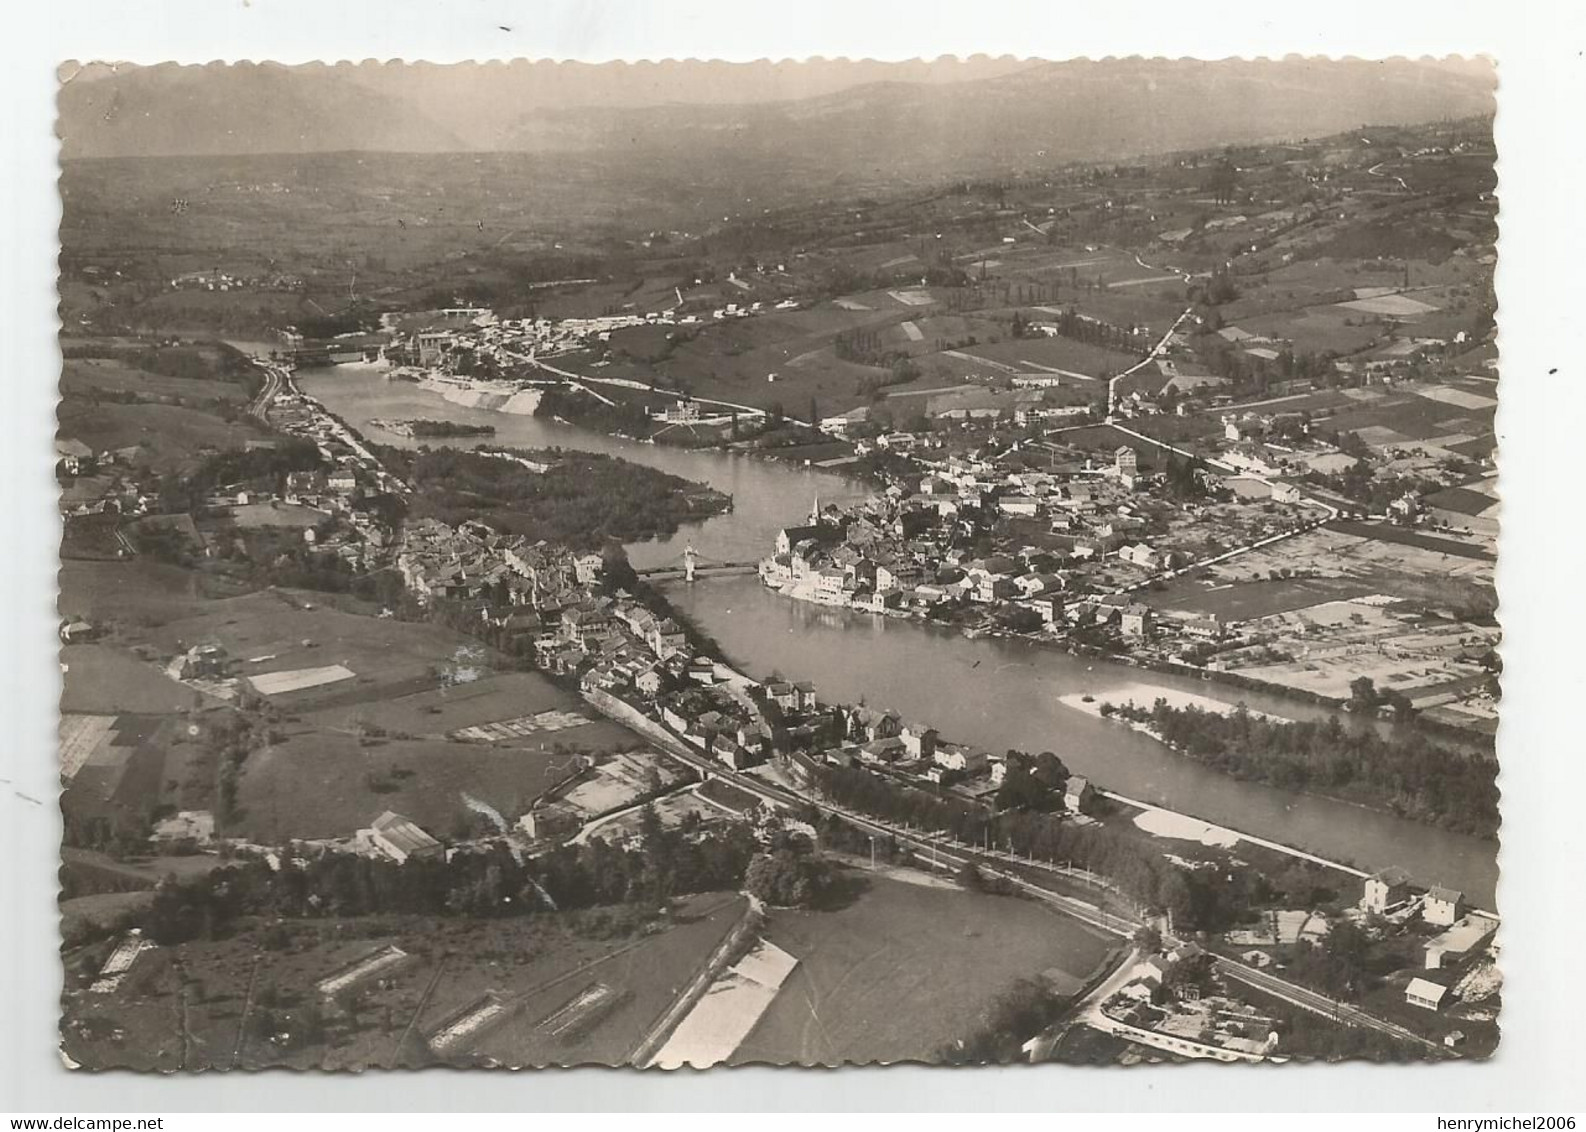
299;366;1500;906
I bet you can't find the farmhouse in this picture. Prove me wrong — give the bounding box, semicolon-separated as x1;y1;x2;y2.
900;724;939;760
1064;774;1095;815
1423;886;1465;928
517;803;582;842
56;437;95;476
1120;604;1155;640
356;811;444;864
1362;866;1414;914
819;406;870;436
151;810;215;844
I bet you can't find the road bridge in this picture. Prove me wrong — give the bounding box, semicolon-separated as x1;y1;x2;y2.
633;544;760;582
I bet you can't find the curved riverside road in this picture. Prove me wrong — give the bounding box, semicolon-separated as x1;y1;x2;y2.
593;686;1451;1057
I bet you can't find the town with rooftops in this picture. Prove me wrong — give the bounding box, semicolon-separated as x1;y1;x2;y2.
55;57;1500;1070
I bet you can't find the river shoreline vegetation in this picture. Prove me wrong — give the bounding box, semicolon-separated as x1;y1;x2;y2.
808;765;1350;936
373;444;731;548
1100;699;1499;839
379;418;497;439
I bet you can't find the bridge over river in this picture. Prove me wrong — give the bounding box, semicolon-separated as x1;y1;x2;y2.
296;365;1499;907
634;545;759;582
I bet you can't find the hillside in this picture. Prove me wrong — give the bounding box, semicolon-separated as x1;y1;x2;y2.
60;58;1494;171
503;58;1495;177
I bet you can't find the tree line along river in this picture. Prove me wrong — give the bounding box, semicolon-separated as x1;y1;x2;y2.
298;367;1499;907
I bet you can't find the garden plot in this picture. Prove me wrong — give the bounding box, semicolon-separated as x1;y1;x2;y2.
315;945;410;998
1227;910;1332;946
60;713;117;779
537;982;623;1040
558;753;687;818
451;709;591;742
429;992;515;1057
1338;292;1441;317
1413;384;1499;411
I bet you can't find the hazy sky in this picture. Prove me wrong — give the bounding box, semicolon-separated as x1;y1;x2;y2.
66;57;1038;144
59;57;1493;160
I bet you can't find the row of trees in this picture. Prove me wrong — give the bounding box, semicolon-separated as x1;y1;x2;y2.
1035;306;1146;355
813;763;1238;932
144;810;761;945
810;759;1359;933
1102;699;1499;838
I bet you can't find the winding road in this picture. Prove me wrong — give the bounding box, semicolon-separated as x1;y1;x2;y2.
581;688;1455;1057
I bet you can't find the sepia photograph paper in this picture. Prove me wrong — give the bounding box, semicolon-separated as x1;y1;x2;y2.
49;53;1512;1074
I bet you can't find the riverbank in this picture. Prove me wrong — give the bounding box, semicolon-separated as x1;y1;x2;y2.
658;600;1405;891
662;576;1499;907
761;580;1491;749
1058;683;1289;724
417;374;543;415
1088;694;1498;845
368;417;496;440
296;366;1498;906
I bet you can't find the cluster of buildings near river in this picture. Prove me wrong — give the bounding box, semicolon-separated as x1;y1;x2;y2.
757;444;1309;660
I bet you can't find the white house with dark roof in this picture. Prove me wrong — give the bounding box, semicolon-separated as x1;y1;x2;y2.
1423;887;1465;928
1362;866;1414;914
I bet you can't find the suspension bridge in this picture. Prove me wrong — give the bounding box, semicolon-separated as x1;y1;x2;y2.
634;544;760;582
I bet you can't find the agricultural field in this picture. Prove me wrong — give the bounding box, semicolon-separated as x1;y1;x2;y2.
300;671;606;742
1168;526;1495;605
530;276;689;321
1321;389;1493;448
1237;305;1387;356
728;874;1113;1066
974;333;1135;376
60;357;251;405
60;644;212;715
224;501;330;529
1153;575;1385;622
230;728;610;844
142;590;500;709
60;894;746;1071
1061;289;1188;335
1150;520;1499;721
56;400;266;472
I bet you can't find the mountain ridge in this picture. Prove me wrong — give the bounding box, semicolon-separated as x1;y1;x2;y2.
60;58;1494;171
